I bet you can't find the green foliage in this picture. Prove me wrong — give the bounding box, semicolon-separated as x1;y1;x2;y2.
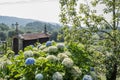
0;23;9;31
0;42;83;80
24;21;61;33
59;0;120;80
0;31;7;40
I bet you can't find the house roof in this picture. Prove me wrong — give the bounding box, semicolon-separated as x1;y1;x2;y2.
17;33;50;40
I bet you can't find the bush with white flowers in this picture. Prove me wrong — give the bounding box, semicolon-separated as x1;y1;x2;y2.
57;53;68;61
24;50;33;58
48;46;58;54
52;72;63;80
46;55;58;62
57;43;65;51
71;66;82;77
62;58;74;68
1;41;96;80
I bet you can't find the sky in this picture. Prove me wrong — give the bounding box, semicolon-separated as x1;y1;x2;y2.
0;0;60;23
0;0;111;23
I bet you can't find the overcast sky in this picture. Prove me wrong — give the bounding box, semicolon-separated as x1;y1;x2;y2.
0;0;60;23
0;0;111;23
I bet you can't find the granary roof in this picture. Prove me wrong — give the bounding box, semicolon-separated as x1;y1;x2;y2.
17;33;50;40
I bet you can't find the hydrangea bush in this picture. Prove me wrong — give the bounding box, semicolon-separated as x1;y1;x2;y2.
0;41;99;80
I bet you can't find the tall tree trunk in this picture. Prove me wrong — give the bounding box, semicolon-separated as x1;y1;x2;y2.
106;63;117;80
106;0;118;80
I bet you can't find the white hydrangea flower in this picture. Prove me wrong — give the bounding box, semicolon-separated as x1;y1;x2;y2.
83;75;93;80
0;59;12;70
71;66;82;77
57;53;68;61
57;43;65;50
48;46;58;53
62;58;73;68
52;72;63;80
24;50;33;58
35;73;43;80
46;55;58;62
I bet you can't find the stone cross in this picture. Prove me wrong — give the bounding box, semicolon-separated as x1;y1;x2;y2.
44;24;47;34
15;22;19;35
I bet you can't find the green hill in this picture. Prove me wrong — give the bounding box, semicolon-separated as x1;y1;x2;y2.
24;21;61;33
0;16;36;26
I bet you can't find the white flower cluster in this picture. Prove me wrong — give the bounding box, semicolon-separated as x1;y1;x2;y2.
24;50;33;58
71;66;82;77
35;73;43;80
46;55;58;62
83;75;93;80
62;58;73;68
0;57;12;70
57;43;65;50
57;53;68;61
52;72;63;80
48;46;58;53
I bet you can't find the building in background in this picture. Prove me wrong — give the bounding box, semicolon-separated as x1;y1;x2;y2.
12;22;50;54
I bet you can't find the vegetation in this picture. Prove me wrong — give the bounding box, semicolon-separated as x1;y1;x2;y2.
24;21;61;33
59;0;120;80
0;16;61;41
0;0;120;80
0;41;83;80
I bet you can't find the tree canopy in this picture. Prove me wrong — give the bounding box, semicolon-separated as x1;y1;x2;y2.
60;0;120;80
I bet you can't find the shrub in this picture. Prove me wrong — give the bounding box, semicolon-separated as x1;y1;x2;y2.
48;46;58;54
57;43;65;51
62;58;73;68
24;50;33;58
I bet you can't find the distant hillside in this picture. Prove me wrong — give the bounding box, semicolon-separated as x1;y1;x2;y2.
0;16;62;33
25;21;61;32
0;16;36;26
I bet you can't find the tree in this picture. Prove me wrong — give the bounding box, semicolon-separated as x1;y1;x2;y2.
59;0;120;80
0;23;9;31
0;31;7;41
49;31;58;41
8;30;23;38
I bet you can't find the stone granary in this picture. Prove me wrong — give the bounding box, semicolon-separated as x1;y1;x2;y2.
12;22;50;54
